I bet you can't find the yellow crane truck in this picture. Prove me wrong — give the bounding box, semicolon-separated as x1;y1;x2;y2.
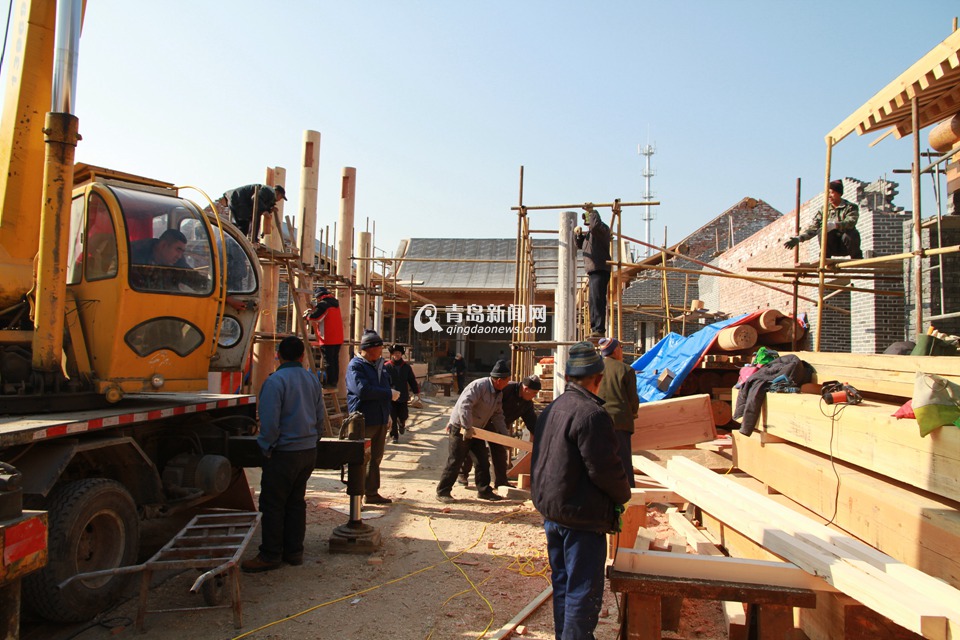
0;0;375;629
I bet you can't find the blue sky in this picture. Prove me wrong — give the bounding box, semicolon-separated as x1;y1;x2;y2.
7;1;957;259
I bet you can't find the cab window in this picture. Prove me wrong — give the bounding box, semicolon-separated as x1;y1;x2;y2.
85;193;118;281
112;186;214;296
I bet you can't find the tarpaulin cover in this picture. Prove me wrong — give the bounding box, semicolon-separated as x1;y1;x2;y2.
631;312;761;403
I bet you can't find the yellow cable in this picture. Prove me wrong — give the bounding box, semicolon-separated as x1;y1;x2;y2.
232;507;529;640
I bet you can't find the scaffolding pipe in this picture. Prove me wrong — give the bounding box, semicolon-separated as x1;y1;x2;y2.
556;211;577;398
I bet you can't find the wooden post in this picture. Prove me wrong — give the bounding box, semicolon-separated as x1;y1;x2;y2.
251;166;285;396
792;177;801;351
354;231;372;343
556;210;577;398
815;137;833;351
297;130;321;270
912;97;923;337
336;168;356;396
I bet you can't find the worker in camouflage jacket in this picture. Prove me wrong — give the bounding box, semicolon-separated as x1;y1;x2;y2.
784;179;862;259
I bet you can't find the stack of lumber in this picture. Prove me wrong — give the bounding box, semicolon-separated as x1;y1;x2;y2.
533;360;554;403
633;454;960;639
631;394;717;451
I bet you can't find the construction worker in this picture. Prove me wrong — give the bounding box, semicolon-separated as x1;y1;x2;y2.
531;341;631;639
436;360;512;503
223;184;287;236
305;287;344;388
458;374;540;489
385;344;420;444
596;338;640;487
783;179;863;259
574;204;612;337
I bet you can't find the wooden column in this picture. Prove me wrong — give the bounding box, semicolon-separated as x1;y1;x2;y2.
555;210;577;398
297;130;321;269
354;231;372;342
336;168;356;396
251;166;285;396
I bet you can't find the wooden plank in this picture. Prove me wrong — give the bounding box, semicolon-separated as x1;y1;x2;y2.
754;392;960;504
617;504;648;550
506;452;531;478
613;549;835;592
635;454;959;639
608;568;817;607
670;455;960;623
631;394;716;451
489;585;553;639
470;429;533;452
783;351;960;398
667;508;722;556
732;431;960;590
626;488;684;506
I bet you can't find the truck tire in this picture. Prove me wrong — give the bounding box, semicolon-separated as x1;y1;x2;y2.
23;478;140;622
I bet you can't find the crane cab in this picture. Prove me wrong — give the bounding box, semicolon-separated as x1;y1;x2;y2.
64;166;260;400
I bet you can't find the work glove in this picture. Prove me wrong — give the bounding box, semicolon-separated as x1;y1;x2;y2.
783;236;800;250
574;226;583;237
826;221;839;232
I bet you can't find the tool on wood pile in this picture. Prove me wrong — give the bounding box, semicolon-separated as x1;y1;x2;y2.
820;381;862;405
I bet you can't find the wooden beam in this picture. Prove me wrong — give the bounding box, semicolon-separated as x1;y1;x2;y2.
470;429;533;452
753;392;960;503
631;394;716;451
732;430;960;590
614;548;835;592
626;488;684;506
635;453;960;638
783;351;960;398
489;584;553;640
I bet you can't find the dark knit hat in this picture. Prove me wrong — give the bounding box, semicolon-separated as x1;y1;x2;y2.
390;344;405;354
315;286;329;298
598;337;620;358
490;359;511;379
829;180;843;195
521;374;541;391
566;341;604;377
360;330;383;350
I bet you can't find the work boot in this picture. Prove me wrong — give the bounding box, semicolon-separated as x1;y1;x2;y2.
436;493;456;504
365;493;393;505
477;488;503;501
241;555;282;573
283;553;304;566
457;474;469;486
392;434;399;444
398;423;405;435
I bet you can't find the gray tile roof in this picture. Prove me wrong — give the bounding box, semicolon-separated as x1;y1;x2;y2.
395;238;578;291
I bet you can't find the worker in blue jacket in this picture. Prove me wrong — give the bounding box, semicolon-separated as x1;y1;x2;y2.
346;330;397;505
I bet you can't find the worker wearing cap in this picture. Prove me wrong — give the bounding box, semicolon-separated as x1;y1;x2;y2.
223;183;287;236
531;341;631;639
384;344;420;444
459;374;540;489
305;287;344;388
574;204;612;337
783;179;862;259
596;338;640;487
346;330;398;505
436;360;512;503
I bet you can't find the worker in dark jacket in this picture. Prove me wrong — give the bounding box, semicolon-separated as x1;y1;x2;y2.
596;338;640;487
783;179;862;259
531;341;631;639
346;330;398;505
436;360;512;503
453;353;467;393
574;204;612;337
385;344;420;444
223;184;287;236
459;374;541;488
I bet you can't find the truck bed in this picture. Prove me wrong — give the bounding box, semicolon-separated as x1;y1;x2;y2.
0;393;255;447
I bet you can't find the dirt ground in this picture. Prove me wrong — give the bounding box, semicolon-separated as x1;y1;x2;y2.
29;395;727;640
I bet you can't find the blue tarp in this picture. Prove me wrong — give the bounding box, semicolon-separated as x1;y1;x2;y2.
631;314;749;403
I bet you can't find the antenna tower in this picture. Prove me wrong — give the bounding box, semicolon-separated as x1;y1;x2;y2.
639;143;656;256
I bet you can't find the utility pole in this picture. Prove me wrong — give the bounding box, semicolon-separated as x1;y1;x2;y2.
639;142;656;256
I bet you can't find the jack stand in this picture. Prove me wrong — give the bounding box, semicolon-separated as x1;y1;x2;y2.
329;494;382;553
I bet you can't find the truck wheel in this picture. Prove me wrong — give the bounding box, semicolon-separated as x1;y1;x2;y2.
23;478;140;622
